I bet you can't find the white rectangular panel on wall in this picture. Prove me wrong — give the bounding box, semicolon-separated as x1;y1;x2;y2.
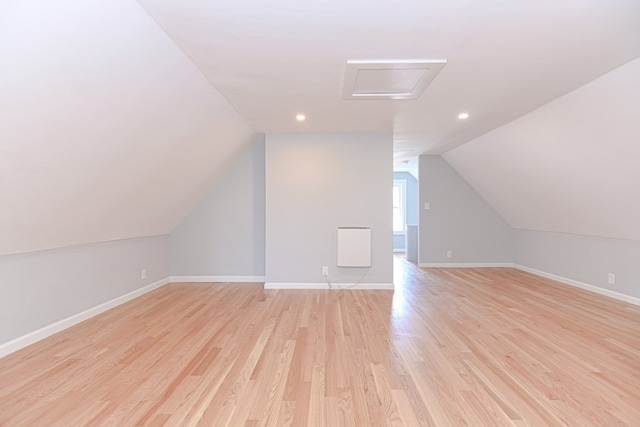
337;227;371;267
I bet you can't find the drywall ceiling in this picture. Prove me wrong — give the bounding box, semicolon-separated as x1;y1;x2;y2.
0;0;256;256
2;0;639;256
137;0;640;157
444;58;640;241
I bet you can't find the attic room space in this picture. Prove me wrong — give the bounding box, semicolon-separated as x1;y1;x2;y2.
1;0;639;424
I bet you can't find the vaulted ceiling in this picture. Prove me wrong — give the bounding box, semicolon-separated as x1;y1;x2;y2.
0;0;256;255
137;0;640;156
1;0;639;255
445;57;640;241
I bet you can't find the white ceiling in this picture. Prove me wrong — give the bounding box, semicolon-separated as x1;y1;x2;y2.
2;0;640;256
137;0;640;157
0;0;256;256
445;57;640;241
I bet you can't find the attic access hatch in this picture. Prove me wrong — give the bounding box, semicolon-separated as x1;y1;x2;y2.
342;59;446;100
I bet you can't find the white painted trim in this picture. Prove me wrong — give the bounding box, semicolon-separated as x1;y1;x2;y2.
0;277;170;359
170;276;265;283
513;265;640;307
264;282;394;290
419;262;514;268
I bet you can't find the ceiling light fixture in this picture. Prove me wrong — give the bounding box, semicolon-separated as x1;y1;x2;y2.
295;113;306;122
458;112;470;120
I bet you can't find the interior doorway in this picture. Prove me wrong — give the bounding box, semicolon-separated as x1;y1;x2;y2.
392;159;419;263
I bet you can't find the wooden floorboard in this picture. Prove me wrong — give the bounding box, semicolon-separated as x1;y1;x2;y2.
0;256;639;426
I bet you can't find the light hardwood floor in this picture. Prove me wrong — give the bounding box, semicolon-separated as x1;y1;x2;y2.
0;256;639;426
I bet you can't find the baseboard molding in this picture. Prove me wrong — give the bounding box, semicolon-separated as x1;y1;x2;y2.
419;262;514;268
170;276;265;283
0;277;170;359
514;265;640;306
264;282;394;290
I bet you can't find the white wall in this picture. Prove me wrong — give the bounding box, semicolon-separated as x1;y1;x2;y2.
170;139;265;278
265;133;393;286
514;230;640;302
419;156;512;265
0;235;169;350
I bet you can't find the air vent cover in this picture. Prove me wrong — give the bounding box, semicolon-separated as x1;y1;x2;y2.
342;59;446;100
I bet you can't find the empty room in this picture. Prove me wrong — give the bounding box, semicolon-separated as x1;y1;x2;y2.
1;0;639;425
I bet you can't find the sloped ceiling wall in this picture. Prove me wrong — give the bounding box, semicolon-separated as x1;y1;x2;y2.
0;0;256;256
444;58;640;242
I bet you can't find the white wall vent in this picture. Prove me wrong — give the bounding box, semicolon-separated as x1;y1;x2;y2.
342;59;446;100
337;227;372;267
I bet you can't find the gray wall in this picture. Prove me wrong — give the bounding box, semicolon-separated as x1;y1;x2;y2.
393;171;418;251
170;139;266;277
514;229;640;300
0;235;169;346
393;234;406;252
419;155;512;264
265;133;393;284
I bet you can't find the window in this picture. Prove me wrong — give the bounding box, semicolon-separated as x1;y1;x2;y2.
393;179;406;233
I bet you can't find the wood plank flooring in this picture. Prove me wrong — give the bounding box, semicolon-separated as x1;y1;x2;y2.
0;256;639;426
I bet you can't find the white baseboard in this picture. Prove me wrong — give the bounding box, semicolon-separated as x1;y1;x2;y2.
419;262;514;268
0;277;170;359
264;282;394;290
513;265;640;306
170;276;265;283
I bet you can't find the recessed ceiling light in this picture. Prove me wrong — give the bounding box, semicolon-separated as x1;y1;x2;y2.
458;112;470;120
295;113;306;122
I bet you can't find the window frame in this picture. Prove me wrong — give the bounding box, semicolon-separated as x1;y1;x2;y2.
392;178;407;234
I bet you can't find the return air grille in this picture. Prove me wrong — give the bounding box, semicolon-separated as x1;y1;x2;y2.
342;59;446;100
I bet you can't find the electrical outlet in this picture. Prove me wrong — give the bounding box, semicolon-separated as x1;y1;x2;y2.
141;268;147;280
424;202;430;210
446;250;452;258
608;273;615;285
322;266;329;276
